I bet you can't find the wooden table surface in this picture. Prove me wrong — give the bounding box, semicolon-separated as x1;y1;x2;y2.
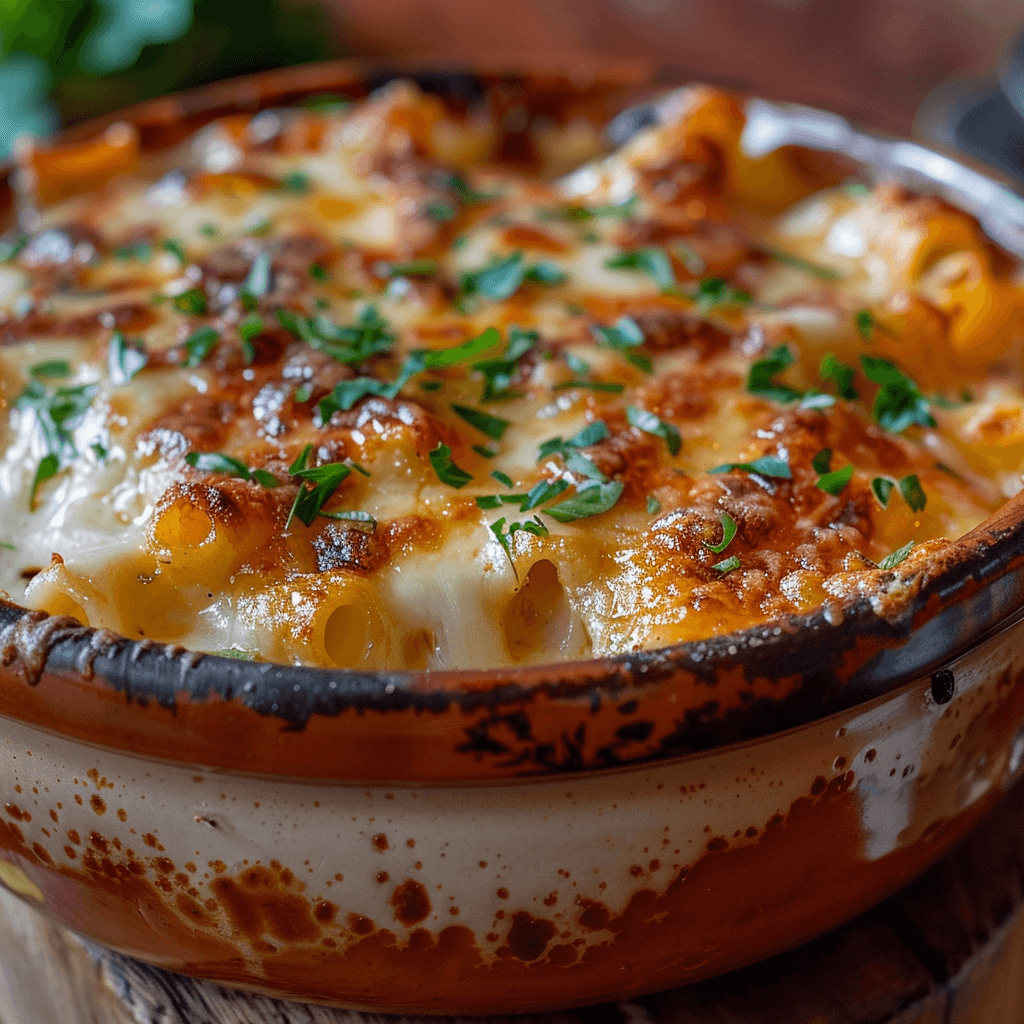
2;777;1024;1024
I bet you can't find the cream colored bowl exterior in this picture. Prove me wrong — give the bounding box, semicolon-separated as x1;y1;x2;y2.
0;613;1021;1013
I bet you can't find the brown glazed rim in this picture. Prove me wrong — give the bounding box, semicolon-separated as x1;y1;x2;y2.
2;59;1024;781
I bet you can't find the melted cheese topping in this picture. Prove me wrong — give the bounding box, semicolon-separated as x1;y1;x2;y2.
0;82;1022;669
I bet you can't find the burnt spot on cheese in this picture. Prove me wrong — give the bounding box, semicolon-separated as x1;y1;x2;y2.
142;396;238;453
0;301;156;344
313;520;389;574
628;308;732;359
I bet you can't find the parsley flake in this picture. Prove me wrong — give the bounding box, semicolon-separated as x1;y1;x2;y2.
898;474;927;512
107;332;147;385
543;479;624;522
855;309;875;339
626;405;681;455
277;305;394;365
811;448;832;474
592;316;650;372
185;451;279;488
238;313;264;364
173;288;208;315
285;445;353;530
452;404;510;440
241;251;272;308
490;515;549;569
429;443;473;488
767;248;843;280
872;476;894;507
879;541;914;570
459;252;526;301
280;170;311;194
703;511;737;554
15;378;98;506
491;470;514;488
182;327;220;368
819;353;858;400
646;494;662;514
713;554;741;574
604;247;675;290
709;455;792;479
473;326;536;401
860;355;935;433
817;463;853;495
30;360;71;380
747;345;801;403
160;238;187;265
692;277;751;310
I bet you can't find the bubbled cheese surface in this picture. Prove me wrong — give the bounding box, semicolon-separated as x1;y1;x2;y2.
0;82;1021;670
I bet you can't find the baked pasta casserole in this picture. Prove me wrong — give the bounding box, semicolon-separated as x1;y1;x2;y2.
0;83;1022;670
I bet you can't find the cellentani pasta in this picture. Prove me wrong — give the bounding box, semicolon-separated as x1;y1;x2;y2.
1;83;1022;669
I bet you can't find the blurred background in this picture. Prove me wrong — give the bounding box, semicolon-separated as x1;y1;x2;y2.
0;0;1022;177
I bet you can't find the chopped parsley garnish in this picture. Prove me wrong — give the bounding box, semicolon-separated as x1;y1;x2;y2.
878;541;914;570
538;420;608;459
15;377;98;506
811;447;832;474
426;201;458;222
439;171;495;206
160;238;187;265
816;463;853;495
819;353;858;400
320;509;377;528
185;451;279;488
30;360;71;380
604;247;675;290
310;263;329;281
871;476;894;507
747;345;801;403
280;170;311;194
473;326;536;401
703;511;737;554
555;351;624;393
182;326;220;368
713;555;741;574
378;259;438;279
429;443;473;488
172;288;208;315
0;231;29;262
277;305;395;365
452;404;510;440
107;332;147;385
285;444;354;530
474;443;498;458
691;277;751;310
211;648;257;660
898;473;927;512
766;248;842;280
646;494;662;515
294;382;313;403
540;196;638;221
709;454;791;479
238;313;264;364
626;405;681;455
491;470;514;488
490;515;549;569
199;223;219;238
543;479;624;522
519;478;570;512
859;355;935;433
459;251;527;301
855;309;875;339
114;241;153;261
315;326;504;420
525;261;568;285
592;316;650;372
241;251;272;307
